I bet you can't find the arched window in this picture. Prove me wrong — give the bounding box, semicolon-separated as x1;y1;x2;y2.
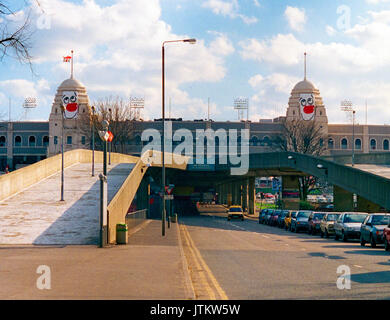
54;136;58;145
355;138;361;150
15;136;22;147
29;136;36;147
328;138;334;149
384;139;389;151
370;139;376;150
135;135;141;145
250;136;259;146
262;136;271;146
43;136;49;147
341;138;348;149
0;136;5;147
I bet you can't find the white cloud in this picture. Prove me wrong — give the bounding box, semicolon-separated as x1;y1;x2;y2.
284;6;306;32
326;25;337;36
202;0;258;24
240;9;390;124
13;0;234;121
208;32;235;56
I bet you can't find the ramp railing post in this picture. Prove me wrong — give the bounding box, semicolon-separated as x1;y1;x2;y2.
99;173;108;247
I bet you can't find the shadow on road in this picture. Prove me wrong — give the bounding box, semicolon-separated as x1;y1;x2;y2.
351;271;390;284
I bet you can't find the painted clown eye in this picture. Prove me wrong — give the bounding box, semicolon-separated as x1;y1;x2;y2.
63;96;69;104
307;97;313;105
70;95;77;103
300;99;307;107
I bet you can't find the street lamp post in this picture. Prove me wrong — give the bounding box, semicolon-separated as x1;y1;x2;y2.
91;106;95;177
102;120;109;176
162;38;196;236
60;106;65;201
352;110;356;167
108;108;112;166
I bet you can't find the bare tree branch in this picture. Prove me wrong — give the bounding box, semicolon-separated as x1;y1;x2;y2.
273;119;329;201
0;1;34;69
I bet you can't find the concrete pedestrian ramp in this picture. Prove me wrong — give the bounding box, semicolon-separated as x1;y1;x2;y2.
0;149;189;245
0;163;134;245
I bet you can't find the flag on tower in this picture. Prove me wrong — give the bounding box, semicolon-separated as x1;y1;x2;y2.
63;55;71;62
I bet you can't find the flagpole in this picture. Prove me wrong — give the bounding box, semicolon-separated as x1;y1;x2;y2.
71;50;74;79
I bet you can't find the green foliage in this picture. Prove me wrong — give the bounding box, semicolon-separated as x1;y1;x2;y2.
299;200;315;210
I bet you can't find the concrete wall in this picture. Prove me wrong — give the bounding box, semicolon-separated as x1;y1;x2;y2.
0;149;138;202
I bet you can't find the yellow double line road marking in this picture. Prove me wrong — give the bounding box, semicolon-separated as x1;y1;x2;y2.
181;224;228;300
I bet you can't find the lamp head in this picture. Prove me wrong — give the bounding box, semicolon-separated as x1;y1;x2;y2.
184;38;196;44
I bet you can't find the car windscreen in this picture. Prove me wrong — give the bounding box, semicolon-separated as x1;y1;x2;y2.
266;210;274;215
229;208;242;212
327;214;339;221
344;214;367;223
313;213;325;220
297;211;311;218
372;215;390;225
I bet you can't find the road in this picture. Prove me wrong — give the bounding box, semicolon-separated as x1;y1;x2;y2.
179;205;390;300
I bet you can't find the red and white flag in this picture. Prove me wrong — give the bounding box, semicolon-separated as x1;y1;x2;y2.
63;55;71;62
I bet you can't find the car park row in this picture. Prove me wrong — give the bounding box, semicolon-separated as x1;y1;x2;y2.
258;208;390;252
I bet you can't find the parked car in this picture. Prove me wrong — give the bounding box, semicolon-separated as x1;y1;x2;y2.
227;205;244;221
320;213;341;238
263;209;274;225
285;211;297;231
334;212;368;242
360;214;390;248
259;209;268;224
290;211;312;233
383;223;390;251
277;210;290;228
269;210;282;226
307;212;326;235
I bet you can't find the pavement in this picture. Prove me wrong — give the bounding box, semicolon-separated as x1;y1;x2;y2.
0;219;195;300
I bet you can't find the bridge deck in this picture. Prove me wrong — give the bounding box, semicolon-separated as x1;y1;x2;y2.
0;163;134;245
349;164;390;179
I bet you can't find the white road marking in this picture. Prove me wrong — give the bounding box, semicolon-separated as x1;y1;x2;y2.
353;265;363;268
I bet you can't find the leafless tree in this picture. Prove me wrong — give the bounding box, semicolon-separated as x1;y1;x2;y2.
273;119;328;201
78;96;136;154
0;2;33;67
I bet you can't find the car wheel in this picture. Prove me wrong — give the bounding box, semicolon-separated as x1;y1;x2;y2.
325;229;329;238
320;231;324;238
370;235;377;248
360;234;366;246
341;231;348;242
385;238;390;251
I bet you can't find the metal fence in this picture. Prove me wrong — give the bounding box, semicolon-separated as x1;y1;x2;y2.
125;209;148;232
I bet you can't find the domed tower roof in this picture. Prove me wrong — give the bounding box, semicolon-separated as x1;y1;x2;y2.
292;79;316;92
285;53;328;124
51;77;90;112
58;78;86;91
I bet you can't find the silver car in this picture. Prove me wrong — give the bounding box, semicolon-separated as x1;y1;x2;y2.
334;212;368;242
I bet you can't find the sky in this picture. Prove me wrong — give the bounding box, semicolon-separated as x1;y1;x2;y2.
1;0;390;125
